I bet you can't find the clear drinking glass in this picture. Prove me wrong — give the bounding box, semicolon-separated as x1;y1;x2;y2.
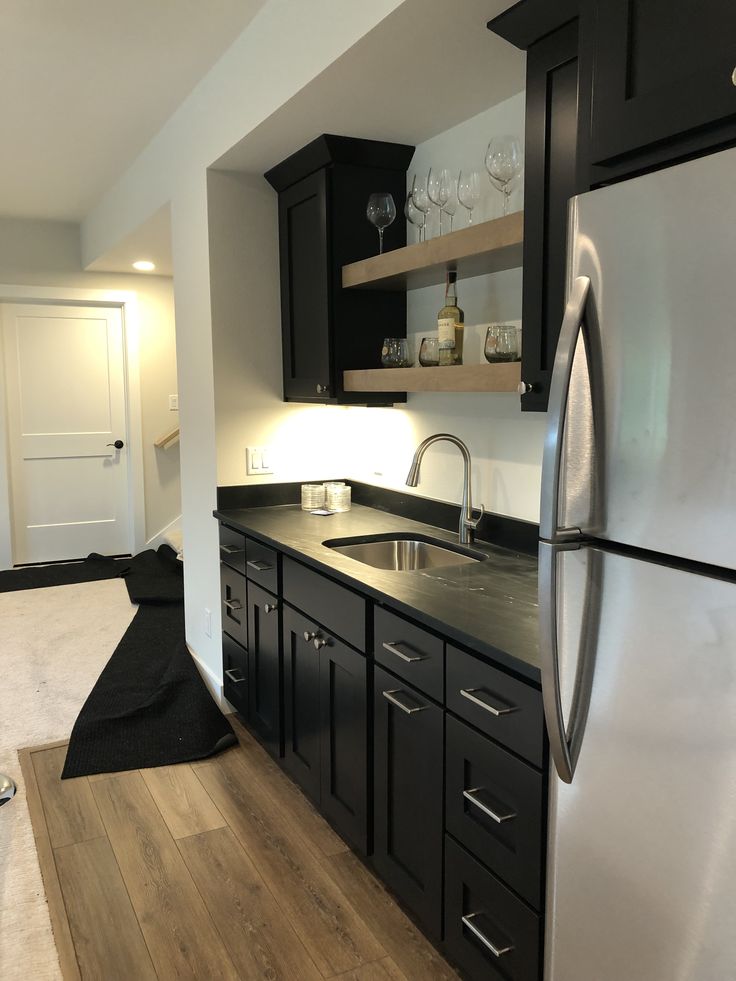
418;336;440;366
484;325;520;362
381;338;413;367
427;167;449;234
366;192;396;254
410;175;431;238
405;190;426;243
485;136;523;216
457;170;481;225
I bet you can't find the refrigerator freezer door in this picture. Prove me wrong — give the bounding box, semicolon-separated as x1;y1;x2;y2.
557;146;736;569
546;546;736;981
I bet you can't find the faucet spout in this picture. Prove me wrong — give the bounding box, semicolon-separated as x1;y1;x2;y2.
405;433;484;545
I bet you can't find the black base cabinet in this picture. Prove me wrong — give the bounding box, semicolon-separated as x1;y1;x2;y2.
247;581;282;759
372;665;444;940
282;607;322;802
222;633;248;717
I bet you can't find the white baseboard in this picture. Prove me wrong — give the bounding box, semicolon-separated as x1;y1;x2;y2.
187;644;227;708
145;515;182;552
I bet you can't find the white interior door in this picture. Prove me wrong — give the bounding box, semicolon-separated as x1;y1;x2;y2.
1;303;131;564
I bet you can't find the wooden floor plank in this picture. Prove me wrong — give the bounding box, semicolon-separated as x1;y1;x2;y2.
193;751;385;977
92;771;238;980
228;716;348;858
18;746;81;981
326;851;459;981
32;745;105;848
332;957;408;980
141;763;226;839
54;837;157;981
178;826;322;981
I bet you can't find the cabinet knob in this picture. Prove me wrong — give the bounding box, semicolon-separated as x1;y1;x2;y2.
263;602;278;614
316;383;330;395
303;630;317;642
517;381;533;395
313;636;328;650
732;67;736;86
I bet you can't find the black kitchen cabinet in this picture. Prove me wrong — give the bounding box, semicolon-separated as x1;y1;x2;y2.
282;605;368;853
222;632;248;717
488;6;590;412
373;665;444;940
265;135;414;405
588;0;736;173
247;581;282;758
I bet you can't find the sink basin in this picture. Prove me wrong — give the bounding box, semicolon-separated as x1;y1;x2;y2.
323;533;486;571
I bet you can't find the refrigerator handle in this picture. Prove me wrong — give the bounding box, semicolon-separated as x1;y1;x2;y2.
540;275;591;543
539;539;601;784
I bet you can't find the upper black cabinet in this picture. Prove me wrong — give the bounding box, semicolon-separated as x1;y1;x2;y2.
265;135;414;405
589;0;736;170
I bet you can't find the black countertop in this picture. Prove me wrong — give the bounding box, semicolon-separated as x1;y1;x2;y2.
214;503;541;684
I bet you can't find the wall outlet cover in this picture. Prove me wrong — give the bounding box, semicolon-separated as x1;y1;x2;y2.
169;394;179;410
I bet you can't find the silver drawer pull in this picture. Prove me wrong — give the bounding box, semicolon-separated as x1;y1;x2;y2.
220;544;244;555
224;598;243;612
247;559;273;572
224;668;245;684
463;788;517;824
382;641;424;663
460;688;517;717
461;913;514;958
382;689;428;715
263;602;278;614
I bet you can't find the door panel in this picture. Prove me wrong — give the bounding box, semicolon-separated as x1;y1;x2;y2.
547;547;736;981
247;582;282;758
282;607;321;803
1;303;130;563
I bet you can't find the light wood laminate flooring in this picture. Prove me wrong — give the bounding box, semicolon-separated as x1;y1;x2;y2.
20;717;457;980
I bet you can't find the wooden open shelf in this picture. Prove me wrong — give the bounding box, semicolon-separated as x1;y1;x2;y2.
343;362;521;394
342;212;523;291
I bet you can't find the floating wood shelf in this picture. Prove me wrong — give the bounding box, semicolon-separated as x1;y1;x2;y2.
343;362;521;394
342;212;523;291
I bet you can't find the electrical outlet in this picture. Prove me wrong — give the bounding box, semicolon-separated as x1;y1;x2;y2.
246;446;273;475
169;394;179;410
204;607;212;638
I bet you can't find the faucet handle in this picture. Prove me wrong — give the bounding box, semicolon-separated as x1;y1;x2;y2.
466;504;485;530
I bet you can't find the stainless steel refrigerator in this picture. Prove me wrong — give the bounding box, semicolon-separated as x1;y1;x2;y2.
540;146;736;981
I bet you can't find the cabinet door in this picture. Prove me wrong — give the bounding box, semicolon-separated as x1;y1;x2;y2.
520;19;588;412
590;0;736;167
320;639;368;854
247;582;282;758
373;666;444;939
278;170;332;402
282;607;322;804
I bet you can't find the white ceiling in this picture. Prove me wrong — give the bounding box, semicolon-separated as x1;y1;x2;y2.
0;0;267;222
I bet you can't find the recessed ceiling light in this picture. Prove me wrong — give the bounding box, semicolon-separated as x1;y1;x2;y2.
132;260;156;272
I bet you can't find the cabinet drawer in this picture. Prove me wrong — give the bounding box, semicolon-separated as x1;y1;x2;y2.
283;556;366;651
444;837;541;981
446;646;544;768
245;537;279;594
222;633;248;716
220;564;248;650
446;715;543;909
374;606;443;701
219;523;246;575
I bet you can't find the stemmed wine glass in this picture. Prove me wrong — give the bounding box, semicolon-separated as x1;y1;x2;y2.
427;167;449;234
439;169;457;232
405;190;426;243
411;174;431;238
457;170;481;225
366;192;396;254
485;136;523;216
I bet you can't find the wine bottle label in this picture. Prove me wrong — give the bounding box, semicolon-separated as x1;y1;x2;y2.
438;317;456;349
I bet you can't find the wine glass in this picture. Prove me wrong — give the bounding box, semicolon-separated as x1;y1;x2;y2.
485;136;523;216
439;169;457;233
427;167;449;234
366;192;396;254
411;174;431;238
404;190;426;243
457;170;481;225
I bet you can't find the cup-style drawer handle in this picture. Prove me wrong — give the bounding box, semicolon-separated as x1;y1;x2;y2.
220;544;244;555
463;788;517;824
263;602;278;614
460;688;517;717
382;641;424;663
247;559;273;572
382;689;428;715
224;598;243;612
225;668;245;684
461;913;514;958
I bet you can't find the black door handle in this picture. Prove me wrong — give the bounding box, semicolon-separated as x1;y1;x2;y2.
107;439;124;449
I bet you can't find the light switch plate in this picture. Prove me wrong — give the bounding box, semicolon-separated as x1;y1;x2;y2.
169;394;179;410
246;446;273;475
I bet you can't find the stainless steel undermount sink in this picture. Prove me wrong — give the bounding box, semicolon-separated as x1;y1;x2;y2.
323;533;486;571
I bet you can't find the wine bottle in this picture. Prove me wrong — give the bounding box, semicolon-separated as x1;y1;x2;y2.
437;271;464;365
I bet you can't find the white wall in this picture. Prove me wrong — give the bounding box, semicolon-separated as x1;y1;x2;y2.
0;217;180;548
